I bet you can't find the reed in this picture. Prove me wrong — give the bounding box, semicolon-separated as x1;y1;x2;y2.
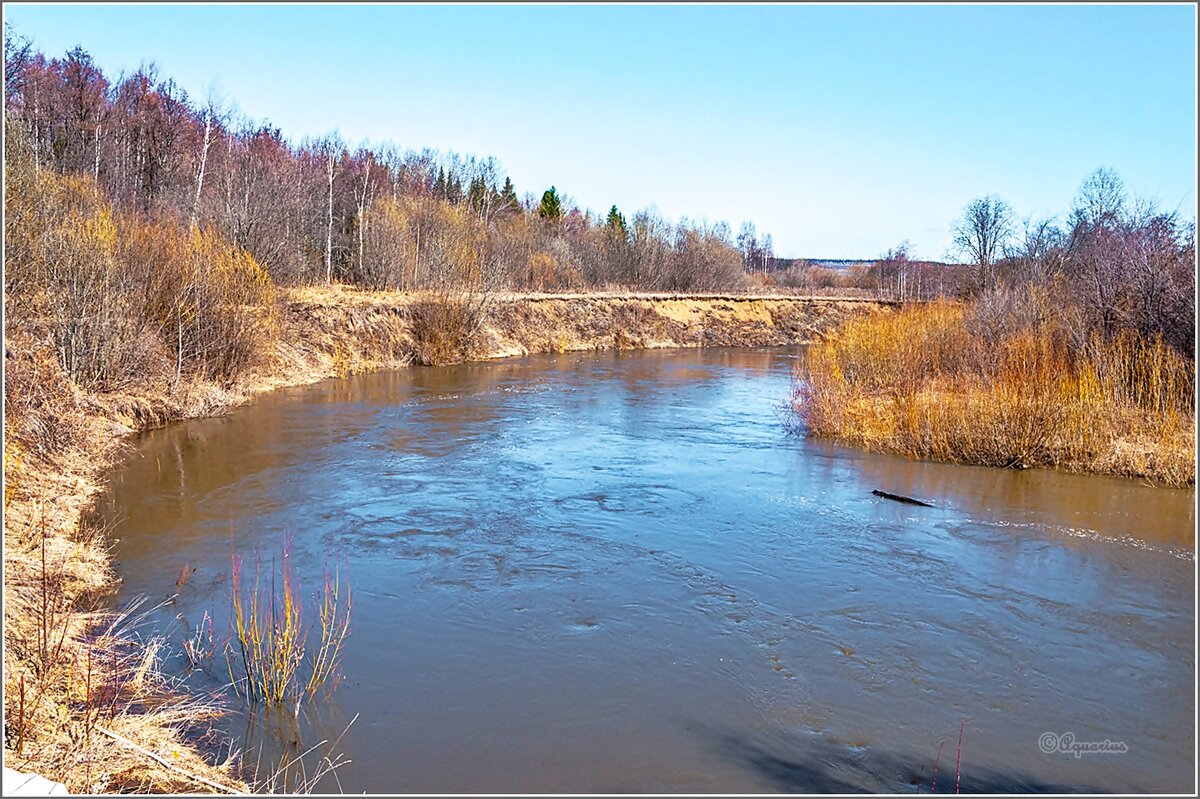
793;300;1195;485
228;540;352;706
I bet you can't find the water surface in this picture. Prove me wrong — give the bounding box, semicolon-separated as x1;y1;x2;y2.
92;348;1195;793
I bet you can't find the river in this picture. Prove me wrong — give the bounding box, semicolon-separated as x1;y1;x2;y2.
89;347;1195;793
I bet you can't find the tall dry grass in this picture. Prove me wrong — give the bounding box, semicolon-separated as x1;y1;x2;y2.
793;298;1195;485
2;501;246;792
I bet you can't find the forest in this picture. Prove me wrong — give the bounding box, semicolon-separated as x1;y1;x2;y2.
3;32;761;297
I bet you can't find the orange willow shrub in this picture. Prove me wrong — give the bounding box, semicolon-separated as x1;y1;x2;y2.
228;540;352;706
119;218;277;384
4;158;148;387
794;301;1195;485
5;125;277;390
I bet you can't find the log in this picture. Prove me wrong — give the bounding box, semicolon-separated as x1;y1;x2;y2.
872;489;934;507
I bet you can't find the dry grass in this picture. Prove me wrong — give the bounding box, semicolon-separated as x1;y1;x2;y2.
793;300;1195;486
2;339;247;792
2;501;247;792
408;290;492;366
280;285;887;365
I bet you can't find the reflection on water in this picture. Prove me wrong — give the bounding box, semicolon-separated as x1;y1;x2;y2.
90;347;1195;793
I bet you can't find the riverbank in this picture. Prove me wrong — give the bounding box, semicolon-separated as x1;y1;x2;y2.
791;301;1196;487
3;287;888;793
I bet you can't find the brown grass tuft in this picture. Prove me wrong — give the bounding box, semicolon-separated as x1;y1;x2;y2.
408;291;491;366
2;505;246;793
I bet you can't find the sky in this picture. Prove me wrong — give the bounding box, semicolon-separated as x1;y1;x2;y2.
5;3;1196;259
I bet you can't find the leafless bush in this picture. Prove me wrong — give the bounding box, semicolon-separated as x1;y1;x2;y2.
408;290;491;366
5;134;149;387
121;217;277;384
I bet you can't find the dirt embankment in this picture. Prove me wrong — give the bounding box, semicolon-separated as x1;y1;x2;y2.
283;286;893;367
2;288;888;792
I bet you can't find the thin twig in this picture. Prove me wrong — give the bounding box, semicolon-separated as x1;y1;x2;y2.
93;725;239;794
930;738;944;793
954;718;968;794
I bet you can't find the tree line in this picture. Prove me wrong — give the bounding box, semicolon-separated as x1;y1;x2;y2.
769;167;1195;360
3;31;758;295
948;168;1194;357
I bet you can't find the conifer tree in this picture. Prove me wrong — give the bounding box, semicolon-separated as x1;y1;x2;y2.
537;186;563;220
499;177;518;211
467;176;487;214
605;205;627;237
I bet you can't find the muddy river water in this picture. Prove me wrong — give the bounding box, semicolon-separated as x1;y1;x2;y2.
90;347;1195;793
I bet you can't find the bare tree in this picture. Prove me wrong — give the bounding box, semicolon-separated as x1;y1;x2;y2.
4;23;34;102
1070;166;1125;233
1063;168;1129;337
317;138;345;283
191;91;226;223
874;242;914;300
1008;216;1065;286
952;195;1014;293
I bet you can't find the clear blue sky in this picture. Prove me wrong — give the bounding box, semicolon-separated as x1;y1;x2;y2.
6;3;1196;259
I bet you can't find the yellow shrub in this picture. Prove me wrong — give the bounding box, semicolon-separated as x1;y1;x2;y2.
122;217;276;383
794;302;1195;485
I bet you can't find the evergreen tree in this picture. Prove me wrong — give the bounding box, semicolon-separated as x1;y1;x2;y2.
537;186;563;220
433;167;446;199
499;177;518;211
605;205;627;237
467;176;487;214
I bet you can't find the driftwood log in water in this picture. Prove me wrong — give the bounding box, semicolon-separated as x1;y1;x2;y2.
872;489;934;507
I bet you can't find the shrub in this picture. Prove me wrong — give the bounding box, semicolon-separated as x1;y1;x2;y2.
228;540;351;706
354;195;416;290
5;130;276;391
794;301;1195;485
5;163;149;387
121;218;277;383
408;290;491;366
